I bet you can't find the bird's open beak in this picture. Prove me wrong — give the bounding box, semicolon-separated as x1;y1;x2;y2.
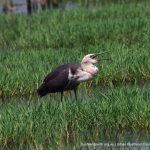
94;51;110;56
93;51;112;61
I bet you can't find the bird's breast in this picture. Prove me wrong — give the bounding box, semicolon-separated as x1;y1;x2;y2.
85;65;99;76
93;66;99;76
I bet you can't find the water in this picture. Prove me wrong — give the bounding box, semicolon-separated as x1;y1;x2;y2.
81;143;150;150
0;0;27;14
0;95;150;149
80;133;150;150
79;129;150;150
0;0;79;14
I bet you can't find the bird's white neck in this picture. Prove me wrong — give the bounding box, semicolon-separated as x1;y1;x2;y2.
71;62;99;83
81;62;99;76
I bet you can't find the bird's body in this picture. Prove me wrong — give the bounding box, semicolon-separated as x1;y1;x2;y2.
37;51;110;100
37;63;80;96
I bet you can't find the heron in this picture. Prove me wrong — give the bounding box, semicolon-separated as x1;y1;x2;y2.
37;51;111;101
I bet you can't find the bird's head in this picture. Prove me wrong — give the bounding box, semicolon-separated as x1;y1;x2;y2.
81;51;111;64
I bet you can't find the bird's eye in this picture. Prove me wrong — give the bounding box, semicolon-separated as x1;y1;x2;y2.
90;55;95;59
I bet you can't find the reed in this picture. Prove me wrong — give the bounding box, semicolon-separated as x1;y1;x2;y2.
9;0;14;14
0;2;149;148
0;1;150;96
40;0;47;10
0;85;149;148
2;0;7;13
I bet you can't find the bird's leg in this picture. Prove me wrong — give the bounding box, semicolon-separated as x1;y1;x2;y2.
61;91;64;101
74;88;78;101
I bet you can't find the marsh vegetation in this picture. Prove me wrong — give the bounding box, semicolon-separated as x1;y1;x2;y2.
0;86;150;148
0;0;150;148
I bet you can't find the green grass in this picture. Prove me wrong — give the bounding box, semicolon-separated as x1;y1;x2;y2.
0;1;150;148
0;2;150;96
0;3;150;49
0;46;150;96
0;85;150;148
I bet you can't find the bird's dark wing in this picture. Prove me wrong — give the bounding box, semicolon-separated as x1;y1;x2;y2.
45;69;69;92
37;69;69;96
43;63;80;82
37;63;81;96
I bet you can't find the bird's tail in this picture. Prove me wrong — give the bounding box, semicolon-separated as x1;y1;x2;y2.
37;83;49;97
